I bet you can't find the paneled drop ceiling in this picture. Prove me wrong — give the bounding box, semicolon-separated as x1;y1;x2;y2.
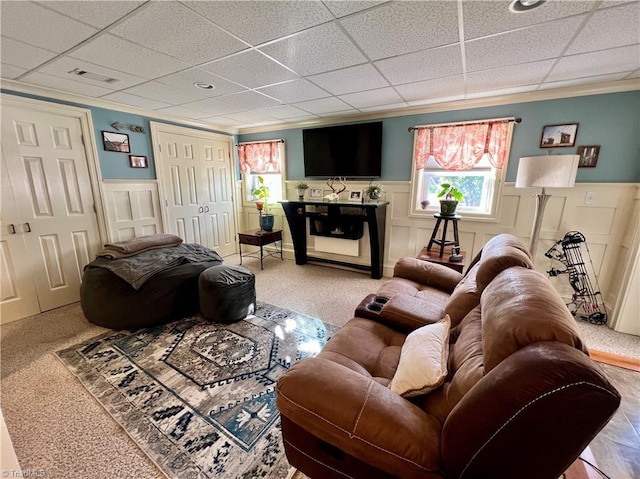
1;0;638;131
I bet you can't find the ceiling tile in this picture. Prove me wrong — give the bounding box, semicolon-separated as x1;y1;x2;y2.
156;69;246;98
462;0;596;40
340;1;459;60
183;0;333;45
1;64;28;80
256;79;329;102
21;71;113;97
294;97;354;114
109;2;246;65
339;87;404;109
39;56;147;90
566;2;640;55
539;72;630;91
216;90;282;111
0;36;58;70
177;98;246;116
466;16;584;73
255;105;313;120
0;2;98;53
156;105;212;119
626;70;640;79
37;1;145;29
100;91;172;110
200;116;244;127
360;101;411;113
201;50;298;88
323;1;387;18
395;76;465;102
466;59;556;93
375;44;462;85
308;64;389;95
260;23;367;76
547;45;640;82
123;81;212;104
71;34;189;79
223;110;280;124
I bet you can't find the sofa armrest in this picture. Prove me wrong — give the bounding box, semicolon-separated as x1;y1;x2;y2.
355;293;445;333
441;342;620;479
393;257;462;294
276;357;443;477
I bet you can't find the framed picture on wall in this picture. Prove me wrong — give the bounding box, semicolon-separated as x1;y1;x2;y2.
577;145;600;168
129;155;148;168
540;123;579;148
102;131;130;153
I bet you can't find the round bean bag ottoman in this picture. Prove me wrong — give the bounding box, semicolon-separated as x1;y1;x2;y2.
199;265;256;323
80;260;222;330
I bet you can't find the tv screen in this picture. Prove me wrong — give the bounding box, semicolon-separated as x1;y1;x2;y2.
303;122;382;178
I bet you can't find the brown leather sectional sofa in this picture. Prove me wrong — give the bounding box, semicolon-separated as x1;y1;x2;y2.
276;234;621;479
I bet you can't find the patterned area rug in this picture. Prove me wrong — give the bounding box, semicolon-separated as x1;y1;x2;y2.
56;301;338;479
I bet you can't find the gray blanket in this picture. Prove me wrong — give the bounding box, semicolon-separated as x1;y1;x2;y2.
86;244;223;290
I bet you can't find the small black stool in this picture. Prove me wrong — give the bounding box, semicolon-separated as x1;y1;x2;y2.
199;265;256;323
426;213;461;257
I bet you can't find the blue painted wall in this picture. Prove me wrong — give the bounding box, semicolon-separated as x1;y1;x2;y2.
2;89;235;180
239;90;640;183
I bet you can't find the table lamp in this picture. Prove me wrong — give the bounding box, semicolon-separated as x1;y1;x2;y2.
515;154;579;255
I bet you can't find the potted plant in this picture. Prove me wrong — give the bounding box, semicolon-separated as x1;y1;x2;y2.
437;183;464;216
252;176;274;231
294;181;309;200
364;183;384;201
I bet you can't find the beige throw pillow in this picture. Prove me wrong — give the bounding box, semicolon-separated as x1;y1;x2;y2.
389;315;451;397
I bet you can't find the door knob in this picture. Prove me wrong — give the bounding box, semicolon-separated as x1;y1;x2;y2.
24;222;31;233
204;206;209;213
9;224;16;234
199;206;204;213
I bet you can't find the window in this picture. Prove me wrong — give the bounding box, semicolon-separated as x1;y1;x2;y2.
409;118;516;220
237;140;285;204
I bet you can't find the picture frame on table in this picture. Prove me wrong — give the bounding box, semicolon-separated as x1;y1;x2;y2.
129;155;148;168
348;190;362;202
577;145;600;168
102;131;130;153
540;123;579;148
309;188;323;199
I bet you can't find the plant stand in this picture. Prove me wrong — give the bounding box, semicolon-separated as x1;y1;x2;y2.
426;213;461;257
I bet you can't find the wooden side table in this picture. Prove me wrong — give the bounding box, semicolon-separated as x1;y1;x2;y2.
238;228;283;270
417;247;466;273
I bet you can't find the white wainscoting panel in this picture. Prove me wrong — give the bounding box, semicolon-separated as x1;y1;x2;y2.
102;181;163;242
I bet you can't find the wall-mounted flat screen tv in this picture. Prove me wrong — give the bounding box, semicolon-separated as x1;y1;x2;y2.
303;121;382;178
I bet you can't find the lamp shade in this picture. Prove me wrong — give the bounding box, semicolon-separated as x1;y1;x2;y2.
515;155;579;188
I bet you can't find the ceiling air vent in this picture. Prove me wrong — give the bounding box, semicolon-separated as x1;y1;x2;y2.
68;68;118;83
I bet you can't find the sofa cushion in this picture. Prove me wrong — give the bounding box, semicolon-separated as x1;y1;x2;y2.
389;316;451;397
481;268;588;372
444;263;480;326
318;317;404;385
392;257;463;293
475;234;533;292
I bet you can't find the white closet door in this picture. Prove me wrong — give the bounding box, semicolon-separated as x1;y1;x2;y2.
155;126;236;257
159;132;205;245
0;151;40;323
1;105;100;314
199;138;236;257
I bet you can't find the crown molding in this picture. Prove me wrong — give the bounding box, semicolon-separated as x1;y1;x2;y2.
238;78;640;135
0;79;240;135
2;77;637;137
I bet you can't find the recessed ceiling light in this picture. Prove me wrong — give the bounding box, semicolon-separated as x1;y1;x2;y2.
509;0;546;13
194;82;215;90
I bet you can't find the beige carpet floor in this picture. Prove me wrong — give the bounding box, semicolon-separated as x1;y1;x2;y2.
1;255;639;478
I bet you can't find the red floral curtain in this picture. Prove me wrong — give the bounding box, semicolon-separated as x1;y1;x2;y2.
414;120;511;171
238;140;282;174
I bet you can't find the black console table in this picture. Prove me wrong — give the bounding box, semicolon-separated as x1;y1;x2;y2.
280;200;388;279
